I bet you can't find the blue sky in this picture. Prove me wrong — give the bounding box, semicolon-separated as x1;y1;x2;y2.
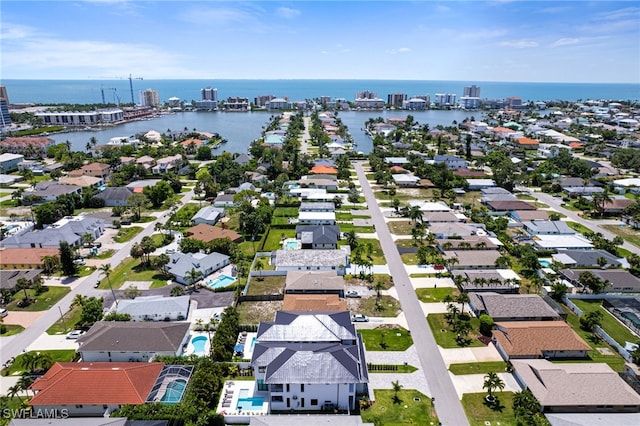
1;1;638;83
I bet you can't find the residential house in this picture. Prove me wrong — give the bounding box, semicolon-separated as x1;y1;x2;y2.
298;211;336;226
384;157;410;166
125;179;161;193
453;270;520;294
391;174;420;187
434;155;468;169
95;187;133;207
559;269;640;293
466;179;496;190
514;137;540;149
1;215;104;249
282;294;348;312
112;295;191;322
523;220;575;235
271;249;349;275
0;269;43;292
299;202;335;213
443;250;502;270
251;311;368;412
552;249;623;268
422;211;464;223
0;137;55;157
0;248;58;270
59;175;104;188
511;359;640;413
0;153;24;173
213;194;237;208
533;234;594;250
165;251;230;285
135;155;156;170
29;181;82;202
510;210;550;222
603;198;634;214
295;225;340;249
468;292;562;321
192;206;225;226
284;271;345;296
310;165;338;175
485;200;537;212
77;321;191;362
27;362;170;417
69;162;111;180
184;223;243;244
428;222;480;239
152;155;182;174
492;321;590;360
438;236;500;251
234;153;252;165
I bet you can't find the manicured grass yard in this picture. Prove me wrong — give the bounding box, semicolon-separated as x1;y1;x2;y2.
602;224;640;249
449;361;508;375
93;249;116;259
0;325;25;337
273;207;299;217
97;257;168;289
566;221;592;235
570;299;639;346
7;349;76;376
47;305;82;335
262;228;296;251
357;295;401;317
350;238;386;264
6;286;70;312
426;313;484;348
387;220;415;235
415;287;459;303
461;392;517;426
246;275;286;295
359;326;413;351
113;226;144;243
360;389;438;425
400;253;419;265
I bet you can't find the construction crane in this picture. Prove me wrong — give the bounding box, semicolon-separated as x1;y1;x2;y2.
89;74;143;105
100;86;118;105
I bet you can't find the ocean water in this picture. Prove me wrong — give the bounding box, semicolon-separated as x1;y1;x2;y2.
3;79;638;154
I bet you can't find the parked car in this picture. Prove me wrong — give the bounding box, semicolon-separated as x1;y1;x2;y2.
121;220;132;225
66;330;86;339
345;290;361;298
0;308;8;318
165;248;176;254
73;259;86;266
351;314;369;322
92;242;102;248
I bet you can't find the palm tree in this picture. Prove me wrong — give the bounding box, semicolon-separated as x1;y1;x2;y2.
408;205;423;224
254;259;265;281
456;292;470;314
391;380;403;404
16;375;33;400
71;294;86;308
7;385;23;403
15;278;32;303
483;372;505;403
100;263;117;311
344;230;359;250
374;280;385;302
185;268;203;288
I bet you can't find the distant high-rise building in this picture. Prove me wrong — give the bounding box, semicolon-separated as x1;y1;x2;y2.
434;93;456;107
139;89;160;107
464;85;481;98
254;95;275;108
201;87;218;101
387;93;407;108
0;86;12;131
355;90;377;100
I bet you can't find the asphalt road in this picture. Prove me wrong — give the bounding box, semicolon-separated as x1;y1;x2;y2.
0;187;196;366
353;161;470;426
528;191;639;255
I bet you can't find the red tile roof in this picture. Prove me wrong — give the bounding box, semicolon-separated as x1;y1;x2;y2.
515;137;539;146
310;165;338;175
29;362;164;406
0;248;59;267
185;223;243;243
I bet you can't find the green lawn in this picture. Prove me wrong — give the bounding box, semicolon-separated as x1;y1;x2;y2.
449;361;509;375
602;224;640;248
400;253;419;265
351;238;386;264
426;313;485;348
97;257;168;289
93;249;116;259
47;305;82;335
6;286;70;312
7;349;76;376
246;275;286;295
345;274;394;289
113;226;144;243
273;207;299;217
570;299;639;346
566;221;591;235
0;324;25;337
359;326;413;351
360;389;438;425
415;287;459;303
357;295;401;317
336;212;353;221
387;220;415;235
461;392;517;426
262;228;296;251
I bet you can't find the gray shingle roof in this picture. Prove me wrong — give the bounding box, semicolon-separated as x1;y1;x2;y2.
469;292;561;320
116;295;190;318
273;249;348;268
77;321;190;352
257;311;356;342
165;251;229;280
295;225;340;245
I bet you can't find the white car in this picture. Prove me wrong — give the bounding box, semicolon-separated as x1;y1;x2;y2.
73;259;86;266
351;314;369;322
66;330;86;340
345;290;361;298
0;308;8;318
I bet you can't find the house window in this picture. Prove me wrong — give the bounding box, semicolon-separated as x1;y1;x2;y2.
271;384;283;392
271;396;283;402
301;398;304;408
311;399;318;406
75;405;83;408
349;384;354;392
258;366;266;373
257;380;268;391
286;384;290;392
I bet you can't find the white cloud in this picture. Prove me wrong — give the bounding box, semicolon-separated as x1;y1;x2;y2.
276;7;300;19
0;22;40;40
386;47;411;55
458;29;507;40
552;38;579;47
596;7;640;21
500;40;539;49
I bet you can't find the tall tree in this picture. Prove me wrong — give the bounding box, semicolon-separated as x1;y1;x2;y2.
59;241;77;276
483;372;505;403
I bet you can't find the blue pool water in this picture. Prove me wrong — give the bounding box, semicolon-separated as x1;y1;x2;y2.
236;397;265;411
285;240;299;250
206;275;236;289
191;336;208;356
4;224;18;230
539;260;552;267
160;379;187;403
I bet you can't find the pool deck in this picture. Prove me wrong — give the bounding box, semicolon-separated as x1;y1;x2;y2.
183;331;211;357
217;380;269;423
202;265;237;290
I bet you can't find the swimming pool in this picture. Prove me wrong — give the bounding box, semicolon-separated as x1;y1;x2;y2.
160;379;187;404
206;275;236;289
236;396;265;411
191;335;208;356
539;259;552;267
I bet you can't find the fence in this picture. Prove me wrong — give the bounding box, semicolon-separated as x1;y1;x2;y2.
564;296;633;362
237;294;284;302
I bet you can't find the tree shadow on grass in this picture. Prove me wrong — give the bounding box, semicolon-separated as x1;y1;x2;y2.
483;397;505;412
